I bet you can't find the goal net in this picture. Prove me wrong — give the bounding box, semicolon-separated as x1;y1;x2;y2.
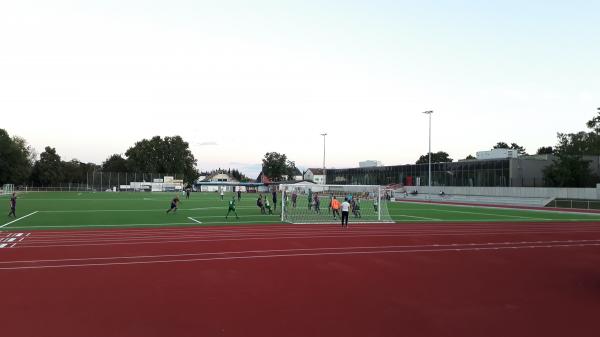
279;184;393;224
2;184;14;196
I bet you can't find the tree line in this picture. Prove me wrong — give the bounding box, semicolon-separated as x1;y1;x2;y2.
0;132;201;186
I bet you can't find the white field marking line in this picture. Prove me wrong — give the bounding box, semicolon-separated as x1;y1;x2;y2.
0;211;38;228
38;206;259;213
393;200;600;217
4;239;599;265
13;221;600;242
16;221;600;237
6;220;283;230
19;227;600;244
390;218;591;223
187;217;202;224
428;209;553;221
3;243;600;270
381;214;443;221
13;221;600;240
14;230;600;250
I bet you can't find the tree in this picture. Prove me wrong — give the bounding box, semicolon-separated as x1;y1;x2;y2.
585;107;600;134
61;159;90;184
543;108;600;187
125;135;200;184
0;129;35;185
493;141;527;155
465;154;476;160
543;154;597;187
262;152;288;181
31;147;63;186
536;146;553;155
415;151;453;164
102;154;130;172
286;160;301;179
493;142;509;149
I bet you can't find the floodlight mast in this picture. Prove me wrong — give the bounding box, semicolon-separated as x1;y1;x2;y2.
422;111;434;188
321;133;327;184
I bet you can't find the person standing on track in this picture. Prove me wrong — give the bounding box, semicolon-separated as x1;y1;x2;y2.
166;195;180;214
7;192;17;217
341;197;351;228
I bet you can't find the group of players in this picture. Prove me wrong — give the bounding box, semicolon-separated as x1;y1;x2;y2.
164;189;366;227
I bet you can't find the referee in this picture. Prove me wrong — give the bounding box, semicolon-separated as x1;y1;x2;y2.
341;197;351;228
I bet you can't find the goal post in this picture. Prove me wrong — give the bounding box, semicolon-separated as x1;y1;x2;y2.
279;184;393;224
2;184;14;196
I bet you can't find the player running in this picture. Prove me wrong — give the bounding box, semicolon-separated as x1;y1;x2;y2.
166;195;180;214
226;196;239;219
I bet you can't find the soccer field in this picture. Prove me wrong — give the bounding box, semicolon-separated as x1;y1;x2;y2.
3;191;600;231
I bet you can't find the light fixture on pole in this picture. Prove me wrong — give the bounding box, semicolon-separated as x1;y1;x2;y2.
422;111;434;187
321;133;327;184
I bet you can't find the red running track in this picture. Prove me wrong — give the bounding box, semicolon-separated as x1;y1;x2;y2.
1;222;600;337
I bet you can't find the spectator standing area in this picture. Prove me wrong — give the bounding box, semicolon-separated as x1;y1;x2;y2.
1;191;600;337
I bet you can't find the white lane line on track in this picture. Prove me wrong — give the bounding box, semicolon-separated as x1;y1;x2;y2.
12;230;600;250
19;223;600;239
187;217;202;224
5;220;283;230
18;229;600;246
0;211;39;229
2;242;600;270
17;226;600;243
4;239;599;265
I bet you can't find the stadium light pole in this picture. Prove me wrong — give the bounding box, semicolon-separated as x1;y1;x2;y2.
422;110;434;188
321;133;327;184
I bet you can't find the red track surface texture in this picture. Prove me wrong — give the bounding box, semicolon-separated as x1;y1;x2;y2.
2;222;600;337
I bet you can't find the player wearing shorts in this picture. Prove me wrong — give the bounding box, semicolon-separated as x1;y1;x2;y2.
331;197;340;219
166;196;180;214
226;196;239;219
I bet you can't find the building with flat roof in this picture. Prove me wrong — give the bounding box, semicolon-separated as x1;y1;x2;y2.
359;160;383;167
326;155;600;187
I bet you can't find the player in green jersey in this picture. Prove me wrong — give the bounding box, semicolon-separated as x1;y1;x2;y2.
226;196;239;219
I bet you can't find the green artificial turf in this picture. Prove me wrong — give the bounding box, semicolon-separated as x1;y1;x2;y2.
2;191;600;231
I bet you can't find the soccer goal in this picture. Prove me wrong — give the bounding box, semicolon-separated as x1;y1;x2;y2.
279;184;394;224
2;184;14;196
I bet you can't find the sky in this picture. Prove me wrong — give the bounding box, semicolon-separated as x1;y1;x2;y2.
1;0;599;178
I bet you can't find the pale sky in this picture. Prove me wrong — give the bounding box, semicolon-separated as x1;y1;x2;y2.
1;0;599;178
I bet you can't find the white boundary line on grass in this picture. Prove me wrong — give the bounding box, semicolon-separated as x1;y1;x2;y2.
394;200;600;217
187;217;202;224
0;211;38;229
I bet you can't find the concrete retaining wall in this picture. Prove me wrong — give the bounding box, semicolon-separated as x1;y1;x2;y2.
401;186;600;200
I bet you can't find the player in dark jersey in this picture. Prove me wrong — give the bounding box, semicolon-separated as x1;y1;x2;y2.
166;195;180;214
226;196;239;219
8;193;17;217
